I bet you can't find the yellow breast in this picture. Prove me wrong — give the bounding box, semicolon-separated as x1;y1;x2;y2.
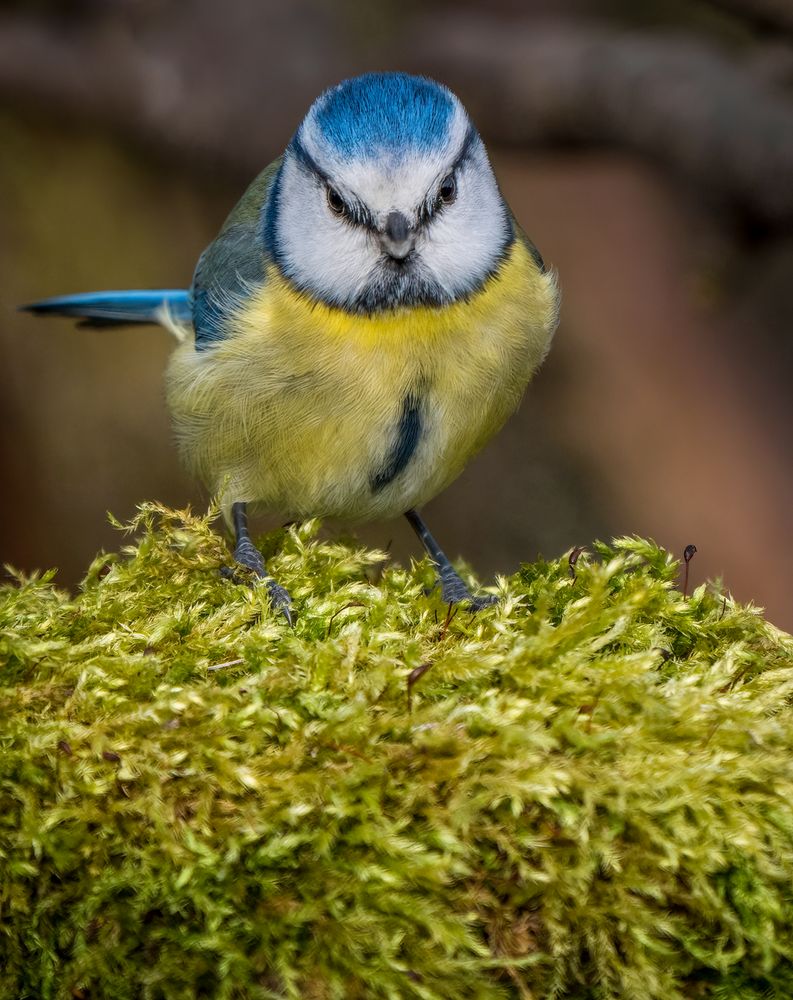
165;238;558;522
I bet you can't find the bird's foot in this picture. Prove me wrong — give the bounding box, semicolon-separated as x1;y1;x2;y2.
225;537;293;624
466;592;500;612
438;567;498;611
234;536;267;577
264;580;293;627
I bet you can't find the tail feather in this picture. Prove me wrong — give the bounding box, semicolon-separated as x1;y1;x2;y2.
20;290;192;330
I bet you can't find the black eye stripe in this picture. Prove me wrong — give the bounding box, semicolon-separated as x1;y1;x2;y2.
455;123;478;167
289;141;374;229
325;185;376;230
291;124;479;229
422;125;478;222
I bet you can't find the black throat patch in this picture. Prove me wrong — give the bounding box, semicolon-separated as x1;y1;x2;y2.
354;258;450;314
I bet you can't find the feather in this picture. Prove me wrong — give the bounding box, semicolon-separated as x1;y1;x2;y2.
20;290;191;338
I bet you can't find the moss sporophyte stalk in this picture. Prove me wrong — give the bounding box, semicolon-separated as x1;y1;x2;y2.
2;503;793;999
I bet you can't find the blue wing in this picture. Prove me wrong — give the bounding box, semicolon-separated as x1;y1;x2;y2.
191;158;282;351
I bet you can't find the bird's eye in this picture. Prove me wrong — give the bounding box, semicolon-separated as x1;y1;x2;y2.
438;174;456;206
327;187;346;216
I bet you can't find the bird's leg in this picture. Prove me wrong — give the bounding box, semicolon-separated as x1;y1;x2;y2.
230;502;292;624
404;508;497;611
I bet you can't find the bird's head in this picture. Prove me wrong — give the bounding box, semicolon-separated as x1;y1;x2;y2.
266;73;513;313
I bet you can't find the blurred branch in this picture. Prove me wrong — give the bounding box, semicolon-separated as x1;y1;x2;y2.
413;17;793;224
703;0;793;33
1;9;792;223
0;18;224;162
0;6;346;171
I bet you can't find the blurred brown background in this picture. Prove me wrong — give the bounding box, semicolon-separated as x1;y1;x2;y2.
1;0;791;629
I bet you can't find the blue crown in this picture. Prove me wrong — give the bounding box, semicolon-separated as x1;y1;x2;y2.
310;73;456;158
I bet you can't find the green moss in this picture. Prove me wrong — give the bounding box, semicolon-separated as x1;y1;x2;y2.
1;503;792;999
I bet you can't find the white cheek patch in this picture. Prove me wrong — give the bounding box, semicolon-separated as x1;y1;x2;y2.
419;143;510;297
276;155;378;306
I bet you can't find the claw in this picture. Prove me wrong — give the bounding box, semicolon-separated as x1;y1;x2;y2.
266;580;293;626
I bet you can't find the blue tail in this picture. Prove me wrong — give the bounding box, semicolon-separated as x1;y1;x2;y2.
20;290;192;328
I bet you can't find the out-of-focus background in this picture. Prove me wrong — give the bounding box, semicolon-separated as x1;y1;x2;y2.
1;0;791;628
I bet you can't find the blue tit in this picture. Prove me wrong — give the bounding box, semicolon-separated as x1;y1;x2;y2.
23;73;559;623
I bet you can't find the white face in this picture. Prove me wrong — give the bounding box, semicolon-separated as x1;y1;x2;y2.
270;101;512;313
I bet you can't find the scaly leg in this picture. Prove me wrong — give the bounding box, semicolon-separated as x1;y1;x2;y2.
404;508;497;611
231;502;292;624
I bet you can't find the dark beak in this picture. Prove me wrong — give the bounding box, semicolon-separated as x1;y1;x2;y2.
380;210;414;260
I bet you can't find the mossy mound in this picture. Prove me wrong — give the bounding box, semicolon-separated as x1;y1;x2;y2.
2;504;793;1000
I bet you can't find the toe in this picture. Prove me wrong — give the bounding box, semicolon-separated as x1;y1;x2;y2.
438;571;498;611
234;539;266;578
266;581;293;625
439;570;472;605
467;593;499;612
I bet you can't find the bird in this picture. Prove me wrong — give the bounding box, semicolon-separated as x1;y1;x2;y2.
22;72;559;624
